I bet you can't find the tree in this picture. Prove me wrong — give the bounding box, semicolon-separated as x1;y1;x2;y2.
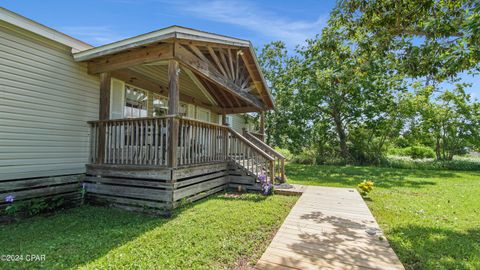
258;0;480;164
402;83;480;160
258;42;306;151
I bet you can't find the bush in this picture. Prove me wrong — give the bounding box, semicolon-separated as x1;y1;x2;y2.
389;146;435;159
291;148;317;164
380;155;480;171
407;146;436;159
274;147;293;161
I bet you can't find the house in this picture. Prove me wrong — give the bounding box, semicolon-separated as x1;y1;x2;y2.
0;8;285;214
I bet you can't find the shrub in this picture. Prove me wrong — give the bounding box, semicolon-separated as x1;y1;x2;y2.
388;146;435;159
291;148;316;164
274;147;293;161
380;155;480;171
3;196;66;217
407;146;436;159
357;180;374;197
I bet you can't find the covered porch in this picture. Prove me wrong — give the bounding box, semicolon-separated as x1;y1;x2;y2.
74;26;285;214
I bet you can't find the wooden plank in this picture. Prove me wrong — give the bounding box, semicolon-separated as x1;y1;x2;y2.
0;175;81;192
88;43;174;74
168;59;179;168
172;185;225;208
84;176;173;189
256;186;405;270
227;183;262;191
229;175;256;185
173;176;227;201
174;171;226;188
86;164;172;180
0;183;80;201
85;182;172;201
97;73;111;164
87;193;172;210
172;162;228;180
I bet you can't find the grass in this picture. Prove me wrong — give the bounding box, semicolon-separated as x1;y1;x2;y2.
0;193;298;270
286;163;480;270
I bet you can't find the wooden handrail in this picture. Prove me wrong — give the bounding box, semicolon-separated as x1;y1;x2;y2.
88;115;173;124
228;128;274;161
244;130;286;183
244;131;285;159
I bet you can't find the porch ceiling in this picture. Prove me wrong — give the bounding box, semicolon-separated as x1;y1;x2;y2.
73;26;274;113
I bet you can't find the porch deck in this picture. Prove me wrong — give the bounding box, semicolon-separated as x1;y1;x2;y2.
256;186;404;270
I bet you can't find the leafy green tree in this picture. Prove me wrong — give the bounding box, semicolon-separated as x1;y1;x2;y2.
258;0;480;164
403;83;480;160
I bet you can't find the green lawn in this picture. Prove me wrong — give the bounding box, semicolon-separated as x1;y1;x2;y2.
286;163;480;270
0;193;298;270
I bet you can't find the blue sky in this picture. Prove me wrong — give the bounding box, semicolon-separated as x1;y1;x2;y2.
2;0;478;97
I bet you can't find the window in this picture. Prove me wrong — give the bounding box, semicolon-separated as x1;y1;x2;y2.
180;103;189;117
124;85;148;118
152;94;168;117
226;115;233;127
196;108;211;122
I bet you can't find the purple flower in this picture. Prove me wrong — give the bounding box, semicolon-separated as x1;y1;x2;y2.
262;183;273;196
258;173;267;183
5;195;14;203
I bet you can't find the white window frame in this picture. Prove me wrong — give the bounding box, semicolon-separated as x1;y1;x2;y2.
196;107;211;122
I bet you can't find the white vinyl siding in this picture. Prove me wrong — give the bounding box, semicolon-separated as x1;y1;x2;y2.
0;21;99;181
228;114;249;133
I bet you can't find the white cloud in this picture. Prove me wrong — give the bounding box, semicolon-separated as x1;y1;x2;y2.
163;0;326;47
58;26;126;46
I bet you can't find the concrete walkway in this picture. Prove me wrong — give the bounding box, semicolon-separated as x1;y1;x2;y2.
256;186;404;270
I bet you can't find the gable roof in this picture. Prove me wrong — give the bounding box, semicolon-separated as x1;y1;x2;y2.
73;25;251;61
1;7;274;110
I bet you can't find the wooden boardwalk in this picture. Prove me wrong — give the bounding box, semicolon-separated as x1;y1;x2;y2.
256;186;404;270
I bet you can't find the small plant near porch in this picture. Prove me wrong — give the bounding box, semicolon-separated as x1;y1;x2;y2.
357;180;374;197
258;172;274;196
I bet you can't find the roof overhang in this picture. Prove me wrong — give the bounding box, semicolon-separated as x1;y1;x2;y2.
73;26;251;62
0;7;92;52
73;26;275;111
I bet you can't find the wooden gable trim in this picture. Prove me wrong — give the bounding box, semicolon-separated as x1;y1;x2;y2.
87;43;174;74
240;49;272;107
174;42;265;110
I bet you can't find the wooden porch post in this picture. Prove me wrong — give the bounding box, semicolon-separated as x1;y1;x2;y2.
221;113;229;159
97;72;111;164
259;111;265;142
168;60;180;168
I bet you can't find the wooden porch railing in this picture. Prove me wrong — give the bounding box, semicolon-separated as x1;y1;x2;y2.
247;130;265;142
228;128;275;182
89;117;170;165
243;130;286;182
89;117;276;182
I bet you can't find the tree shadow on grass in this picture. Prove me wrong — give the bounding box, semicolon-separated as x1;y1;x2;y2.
0;194;209;270
285;164;461;189
0;192;278;270
0;206;167;270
